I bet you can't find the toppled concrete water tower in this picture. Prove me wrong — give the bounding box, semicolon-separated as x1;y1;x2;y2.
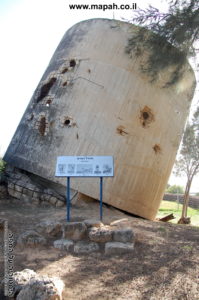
4;19;195;220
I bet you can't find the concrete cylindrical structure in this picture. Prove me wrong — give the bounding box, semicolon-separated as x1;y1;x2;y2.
4;19;196;219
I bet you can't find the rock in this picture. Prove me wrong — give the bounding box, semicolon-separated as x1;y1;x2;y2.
32;198;40;205
16;276;64;300
8;189;21;199
12;269;37;294
49;196;58;205
74;241;99;254
15;185;23;192
22;188;33;197
53;239;74;251
62;222;87;240
83;219;103;228
105;242;134;255
56;200;65;207
89;227;113;243
112;229;134;243
36;220;62;238
17;231;46;247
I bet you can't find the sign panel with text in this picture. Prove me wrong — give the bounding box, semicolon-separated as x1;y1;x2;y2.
55;156;114;177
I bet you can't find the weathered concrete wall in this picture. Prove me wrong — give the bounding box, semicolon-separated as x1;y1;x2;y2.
4;19;196;220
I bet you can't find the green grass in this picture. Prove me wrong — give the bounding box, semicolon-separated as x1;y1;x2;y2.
157;200;199;226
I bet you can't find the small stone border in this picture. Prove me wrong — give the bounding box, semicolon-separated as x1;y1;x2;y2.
17;219;135;255
54;220;135;255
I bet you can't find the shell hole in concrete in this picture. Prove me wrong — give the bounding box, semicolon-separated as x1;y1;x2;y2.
63;81;68;87
37;77;57;103
153;144;162;154
69;59;76;67
64;119;71;126
46;99;52;107
61;67;68;74
39;116;46;136
140;106;155;128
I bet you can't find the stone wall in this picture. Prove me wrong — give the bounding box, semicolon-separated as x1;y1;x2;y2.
6;166;65;207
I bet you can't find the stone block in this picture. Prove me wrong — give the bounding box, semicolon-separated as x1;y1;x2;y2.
62;222;87;240
105;242;134;255
74;241;99;254
89;227;113;243
8;182;14;189
49;196;58;205
32;198;40;205
33;191;41;199
22;188;33;197
8;189;21;199
53;239;74;251
112;229;134;243
56;200;65;207
36;220;62;237
15;185;23;192
20;193;32;203
17;231;46;247
83;219;103;228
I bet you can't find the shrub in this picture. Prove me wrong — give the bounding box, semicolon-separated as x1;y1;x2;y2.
166;185;184;194
0;158;6;174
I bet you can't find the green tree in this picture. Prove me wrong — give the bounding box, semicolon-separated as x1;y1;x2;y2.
175;110;199;223
166;184;184;194
126;0;199;85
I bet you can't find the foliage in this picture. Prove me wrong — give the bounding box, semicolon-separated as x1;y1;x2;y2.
0;158;6;174
166;184;184;194
175;109;199;222
126;0;199;85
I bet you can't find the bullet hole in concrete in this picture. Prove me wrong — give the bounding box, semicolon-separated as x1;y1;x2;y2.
116;125;128;136
140;106;155;128
153;144;162;154
46;99;52;107
64;119;71;126
61;67;68;74
88;69;91;73
63;81;68;87
39;116;46;136
69;59;76;67
37;77;57;103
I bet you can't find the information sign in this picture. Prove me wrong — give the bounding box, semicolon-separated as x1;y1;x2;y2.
55;156;114;177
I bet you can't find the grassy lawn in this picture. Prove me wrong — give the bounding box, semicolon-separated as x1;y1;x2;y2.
157;200;199;226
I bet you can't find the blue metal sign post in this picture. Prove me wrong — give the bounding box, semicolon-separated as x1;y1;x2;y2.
100;177;103;221
55;156;114;222
67;177;70;222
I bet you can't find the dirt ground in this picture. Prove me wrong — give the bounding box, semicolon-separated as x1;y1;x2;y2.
0;197;199;300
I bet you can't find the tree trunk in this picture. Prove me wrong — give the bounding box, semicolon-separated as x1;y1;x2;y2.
181;179;191;218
